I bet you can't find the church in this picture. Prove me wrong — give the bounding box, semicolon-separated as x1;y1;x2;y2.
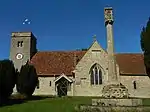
10;7;150;98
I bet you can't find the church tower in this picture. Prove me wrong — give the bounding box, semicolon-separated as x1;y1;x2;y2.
9;32;37;71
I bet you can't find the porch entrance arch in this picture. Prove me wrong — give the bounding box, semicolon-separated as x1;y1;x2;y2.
54;74;72;97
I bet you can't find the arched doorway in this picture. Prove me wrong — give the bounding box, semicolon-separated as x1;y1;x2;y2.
56;77;69;97
55;74;72;97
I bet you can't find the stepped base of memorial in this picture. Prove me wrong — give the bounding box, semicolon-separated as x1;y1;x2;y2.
75;98;150;112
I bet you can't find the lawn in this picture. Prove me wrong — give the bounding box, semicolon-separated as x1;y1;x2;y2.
0;96;150;112
0;96;93;112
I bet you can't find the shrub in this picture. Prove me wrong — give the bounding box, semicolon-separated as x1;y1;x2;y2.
16;63;38;97
0;60;16;100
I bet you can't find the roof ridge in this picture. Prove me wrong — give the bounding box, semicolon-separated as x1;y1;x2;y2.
36;51;142;54
37;50;86;53
115;53;143;55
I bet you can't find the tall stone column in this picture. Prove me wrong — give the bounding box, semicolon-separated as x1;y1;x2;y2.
105;7;118;83
102;7;129;98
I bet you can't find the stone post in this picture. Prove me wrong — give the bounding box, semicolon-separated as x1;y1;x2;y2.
105;7;118;83
102;7;129;98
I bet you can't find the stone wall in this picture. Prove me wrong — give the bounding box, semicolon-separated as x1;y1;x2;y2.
92;99;143;106
74;41;120;96
34;77;56;95
10;37;32;70
74;41;108;96
120;76;150;98
76;105;150;112
33;74;150;98
33;76;74;96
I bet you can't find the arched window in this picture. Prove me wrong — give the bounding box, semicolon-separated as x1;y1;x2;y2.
90;63;102;85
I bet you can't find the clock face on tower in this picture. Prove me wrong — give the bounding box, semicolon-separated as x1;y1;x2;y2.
16;53;23;60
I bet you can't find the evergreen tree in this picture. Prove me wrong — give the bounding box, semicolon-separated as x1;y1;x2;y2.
140;17;150;76
0;60;16;100
16;63;38;97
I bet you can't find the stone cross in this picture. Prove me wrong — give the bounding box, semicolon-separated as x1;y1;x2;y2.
102;7;129;98
93;35;97;42
104;7;118;83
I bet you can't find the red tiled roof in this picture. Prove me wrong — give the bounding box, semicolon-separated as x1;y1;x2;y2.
29;51;86;76
115;53;146;75
29;51;147;76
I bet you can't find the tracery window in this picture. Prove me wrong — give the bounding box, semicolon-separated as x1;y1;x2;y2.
90;63;102;85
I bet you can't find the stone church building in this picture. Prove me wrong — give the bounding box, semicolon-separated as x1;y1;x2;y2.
10;7;150;98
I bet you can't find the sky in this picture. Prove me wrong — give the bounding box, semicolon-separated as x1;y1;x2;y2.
0;0;149;59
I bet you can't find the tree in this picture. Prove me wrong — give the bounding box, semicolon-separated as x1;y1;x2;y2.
0;60;16;100
16;63;38;97
140;17;150;76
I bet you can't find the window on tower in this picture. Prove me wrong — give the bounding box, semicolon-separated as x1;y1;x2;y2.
17;41;23;47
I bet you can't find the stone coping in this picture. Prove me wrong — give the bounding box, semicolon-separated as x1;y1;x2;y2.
75;105;150;112
11;32;32;37
92;98;143;106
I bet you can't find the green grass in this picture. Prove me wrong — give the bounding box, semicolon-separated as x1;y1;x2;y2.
0;96;150;112
0;96;92;112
